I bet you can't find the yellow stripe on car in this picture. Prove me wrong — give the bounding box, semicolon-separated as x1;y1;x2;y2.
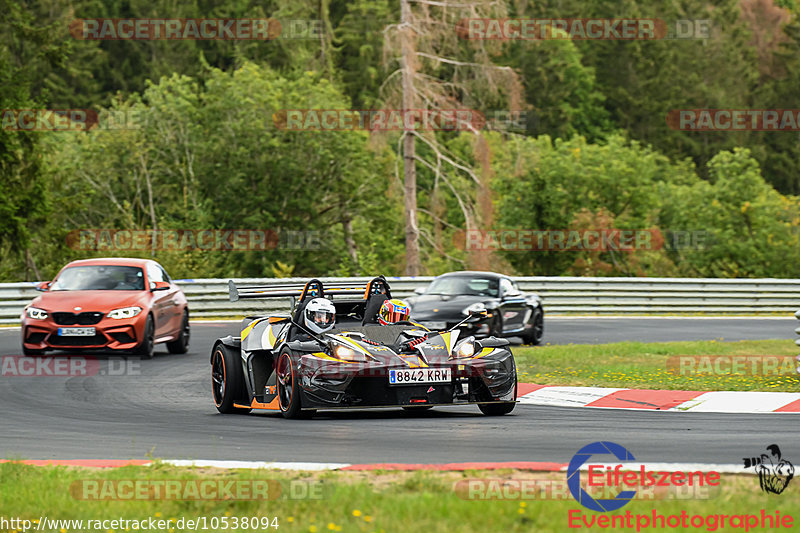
240;318;263;340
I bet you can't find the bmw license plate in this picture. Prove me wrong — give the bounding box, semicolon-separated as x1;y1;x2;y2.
389;368;451;385
57;327;95;336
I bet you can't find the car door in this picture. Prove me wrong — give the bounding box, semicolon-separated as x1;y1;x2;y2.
498;277;527;333
158;264;183;334
146;262;178;338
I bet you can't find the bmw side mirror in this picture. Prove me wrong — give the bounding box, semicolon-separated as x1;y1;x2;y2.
414;287;426;295
36;281;51;291
150;281;170;291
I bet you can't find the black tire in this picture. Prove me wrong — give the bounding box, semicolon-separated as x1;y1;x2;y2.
166;310;190;354
521;309;544;345
211;343;251;414
478;373;516;416
478;401;516;416
276;350;312;419
135;314;155;359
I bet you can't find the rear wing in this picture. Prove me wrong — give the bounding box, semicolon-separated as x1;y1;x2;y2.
228;276;392;303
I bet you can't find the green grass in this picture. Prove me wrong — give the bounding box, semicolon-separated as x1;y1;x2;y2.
0;463;796;533
515;339;800;391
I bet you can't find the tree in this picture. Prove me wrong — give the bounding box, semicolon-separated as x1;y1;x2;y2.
381;0;521;275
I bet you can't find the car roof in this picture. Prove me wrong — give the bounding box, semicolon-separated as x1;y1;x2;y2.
63;257;153;268
433;271;507;280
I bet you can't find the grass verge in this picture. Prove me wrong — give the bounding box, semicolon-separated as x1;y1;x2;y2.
0;463;796;533
514;339;800;391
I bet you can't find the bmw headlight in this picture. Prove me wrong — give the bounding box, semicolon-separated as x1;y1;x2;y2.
26;307;48;320
453;336;476;358
462;302;487;316
108;306;142;319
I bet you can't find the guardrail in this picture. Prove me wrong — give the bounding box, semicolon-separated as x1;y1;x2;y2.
4;276;800;325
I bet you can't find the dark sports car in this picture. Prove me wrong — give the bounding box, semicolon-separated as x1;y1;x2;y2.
211;276;518;419
406;271;544;345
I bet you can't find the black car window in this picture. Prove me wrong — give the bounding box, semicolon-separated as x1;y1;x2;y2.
427;277;499;297
50;266;144;291
500;278;521;296
157;264;172;283
147;263;165;284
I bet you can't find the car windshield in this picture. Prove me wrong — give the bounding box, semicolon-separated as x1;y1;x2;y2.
425;276;499;297
49;265;145;291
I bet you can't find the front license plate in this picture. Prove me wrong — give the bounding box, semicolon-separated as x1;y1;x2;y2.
389;368;451;385
57;327;96;336
422;321;446;330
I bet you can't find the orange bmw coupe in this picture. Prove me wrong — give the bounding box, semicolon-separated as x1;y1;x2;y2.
21;258;189;358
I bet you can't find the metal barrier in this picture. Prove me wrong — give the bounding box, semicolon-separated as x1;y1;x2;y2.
5;276;800;324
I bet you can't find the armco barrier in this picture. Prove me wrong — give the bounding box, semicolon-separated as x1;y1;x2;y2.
4;276;800;325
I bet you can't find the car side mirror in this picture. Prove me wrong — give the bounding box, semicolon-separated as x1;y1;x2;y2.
414;287;426;295
150;281;170;291
36;281;51;292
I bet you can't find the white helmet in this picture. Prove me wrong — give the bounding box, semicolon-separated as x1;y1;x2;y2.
304;298;336;334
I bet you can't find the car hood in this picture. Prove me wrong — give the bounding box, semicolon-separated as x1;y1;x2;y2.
409;294;492;319
30;290;147;312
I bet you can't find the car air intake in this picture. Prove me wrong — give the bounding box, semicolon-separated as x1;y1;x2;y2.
52;312;104;325
25;332;47;344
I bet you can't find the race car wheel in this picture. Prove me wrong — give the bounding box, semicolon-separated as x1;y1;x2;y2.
166;310;190;354
479;401;516;415
521;309;544;345
478;374;517;416
135;314;155;359
277;350;312;419
211;343;251;414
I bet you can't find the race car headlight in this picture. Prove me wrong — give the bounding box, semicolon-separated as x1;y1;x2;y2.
330;343;369;362
454;337;476;358
462;302;487;316
26;307;48;320
108;306;142;319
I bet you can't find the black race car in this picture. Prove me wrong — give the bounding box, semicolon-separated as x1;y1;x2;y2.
406;271;544;345
211;276;517;419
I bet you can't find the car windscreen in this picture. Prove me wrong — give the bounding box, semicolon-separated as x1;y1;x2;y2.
49;265;145;291
425;277;499;297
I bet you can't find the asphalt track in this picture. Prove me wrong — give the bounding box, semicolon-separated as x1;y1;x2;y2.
1;318;798;466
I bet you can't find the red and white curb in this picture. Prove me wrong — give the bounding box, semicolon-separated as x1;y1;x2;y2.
0;459;749;473
517;383;800;413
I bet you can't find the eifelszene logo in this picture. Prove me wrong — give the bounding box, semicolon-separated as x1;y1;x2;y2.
743;445;794;494
567;441;720;513
568;441;637;512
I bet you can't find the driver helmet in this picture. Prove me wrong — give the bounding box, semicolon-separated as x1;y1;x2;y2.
378;299;411;325
304;298;336;334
